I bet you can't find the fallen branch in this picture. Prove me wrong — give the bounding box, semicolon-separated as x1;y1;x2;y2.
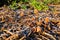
37;38;42;40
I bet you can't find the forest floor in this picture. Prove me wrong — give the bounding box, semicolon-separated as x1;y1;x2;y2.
0;4;60;40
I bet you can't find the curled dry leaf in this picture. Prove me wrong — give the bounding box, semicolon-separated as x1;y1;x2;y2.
31;17;35;21
36;26;41;32
34;9;39;15
32;26;41;33
56;32;60;34
2;36;7;40
51;19;59;24
45;17;49;24
36;21;40;26
32;27;36;32
48;25;51;30
1;16;5;22
36;20;42;26
57;22;60;26
44;24;47;28
39;20;42;25
57;20;60;26
1;27;4;31
20;11;24;17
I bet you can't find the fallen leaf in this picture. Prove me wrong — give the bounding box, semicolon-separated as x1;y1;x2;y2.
36;26;41;32
34;9;39;15
36;21;40;25
36;20;42;26
45;17;49;24
20;11;24;16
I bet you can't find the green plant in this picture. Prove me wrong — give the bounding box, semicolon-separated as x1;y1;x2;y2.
52;0;60;4
30;0;49;11
43;0;51;4
21;0;29;2
9;0;28;10
30;0;42;10
21;4;27;9
9;0;18;10
1;0;59;11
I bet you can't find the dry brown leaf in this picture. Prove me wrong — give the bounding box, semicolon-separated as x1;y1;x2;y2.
31;17;35;21
20;11;24;16
39;20;42;25
2;36;7;40
36;21;40;25
44;24;47;28
51;19;59;24
45;17;49;24
8;17;13;22
1;27;4;31
1;16;5;22
32;27;36;32
57;22;60;26
36;20;42;26
56;32;60;34
34;9;39;15
36;26;41;32
48;25;51;30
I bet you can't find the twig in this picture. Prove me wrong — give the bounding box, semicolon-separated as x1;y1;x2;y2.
20;27;29;32
42;32;56;40
37;38;42;40
56;31;60;34
19;36;26;40
5;34;18;40
3;30;14;35
40;35;50;40
34;34;42;40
